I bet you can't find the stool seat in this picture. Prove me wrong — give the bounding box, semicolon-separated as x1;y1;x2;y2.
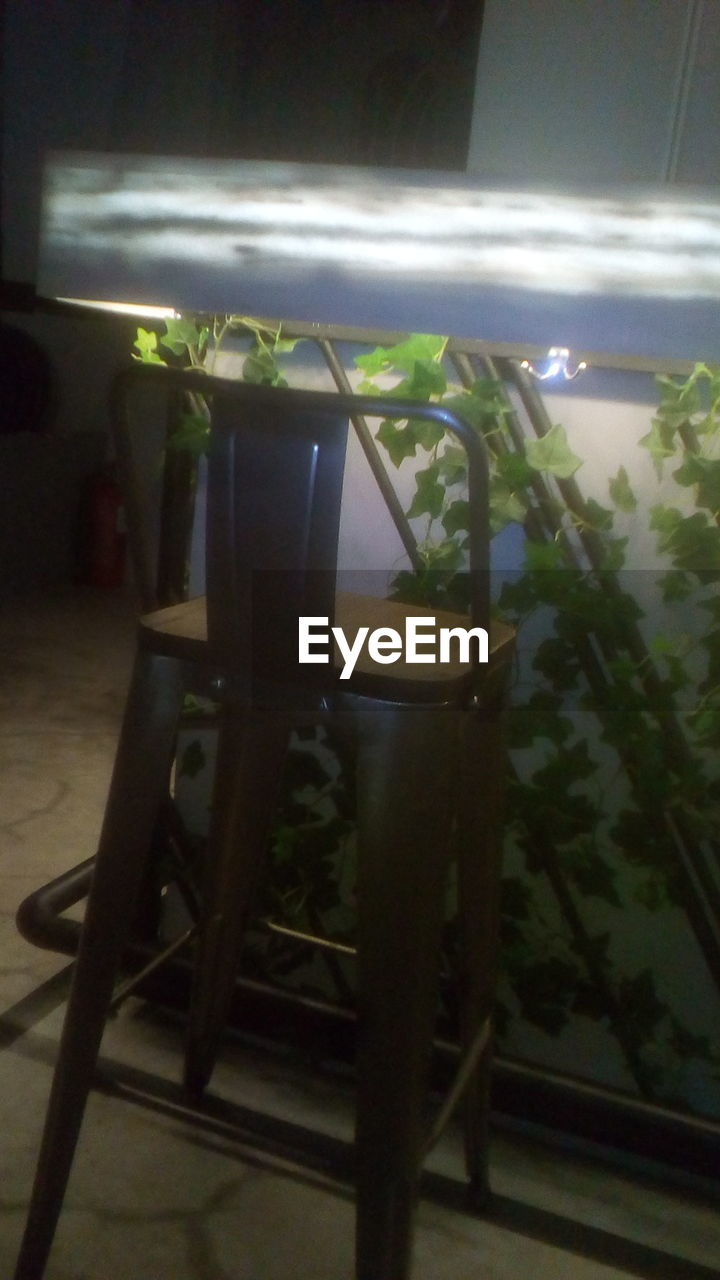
140;588;514;700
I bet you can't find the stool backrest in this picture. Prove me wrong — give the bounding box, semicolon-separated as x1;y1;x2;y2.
207;380;348;700
111;365;490;704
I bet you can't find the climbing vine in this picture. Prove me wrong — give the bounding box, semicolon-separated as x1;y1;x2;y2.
353;334;720;1105
133;317;720;1114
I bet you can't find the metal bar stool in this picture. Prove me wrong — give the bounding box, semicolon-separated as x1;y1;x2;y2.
14;365;514;1280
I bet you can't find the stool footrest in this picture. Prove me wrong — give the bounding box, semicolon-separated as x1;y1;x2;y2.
424;1016;493;1156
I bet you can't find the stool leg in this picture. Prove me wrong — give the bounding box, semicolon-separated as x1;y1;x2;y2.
14;651;184;1280
457;704;507;1206
183;705;289;1097
344;696;459;1280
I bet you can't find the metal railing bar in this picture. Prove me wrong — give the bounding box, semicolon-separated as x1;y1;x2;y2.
275;319;700;378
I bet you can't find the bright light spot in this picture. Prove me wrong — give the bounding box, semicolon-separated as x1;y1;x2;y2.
521;347;588;381
57;298;178;318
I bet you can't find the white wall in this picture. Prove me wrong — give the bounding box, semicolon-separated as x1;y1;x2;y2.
468;0;715;185
678;0;720;181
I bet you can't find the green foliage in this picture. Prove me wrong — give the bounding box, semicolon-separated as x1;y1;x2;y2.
525;423;582;479
406;465;444;520
650;506;720;571
362;339;720;1104
133;327;165;363
133;313;300;389
166;411;210;457
146;314;720;1113
513;953;582;1035
131;314;305;467
160;315;209;360
240;325;301;387
355;332;447;381
247;730;356;981
609;465;637;513
673;454;720;514
376;418;428;467
507;689;573;748
640;418;677;475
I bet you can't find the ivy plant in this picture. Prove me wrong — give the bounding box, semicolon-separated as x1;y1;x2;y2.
132;313;302;455
132;315;720;1115
356;336;720;1106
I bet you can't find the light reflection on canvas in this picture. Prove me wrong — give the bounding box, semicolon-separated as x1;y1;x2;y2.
38;153;720;360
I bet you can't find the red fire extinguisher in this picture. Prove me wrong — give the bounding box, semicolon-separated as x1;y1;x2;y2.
81;465;127;589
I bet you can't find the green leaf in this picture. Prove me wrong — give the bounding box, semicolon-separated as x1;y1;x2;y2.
533;741;597;790
441;383;508;439
167;411;210;457
442;499;470;536
507;689;573;748
700;596;720;625
640;418;676;476
649;633;685;657
496;451;535;489
417;538;465;572
513;955;579;1036
133;327;165;364
560;841;621;907
608;465;637;512
600;535;628;571
651;507;720;570
407;465;444;520
489;476;527;532
375;418;417;467
498;573;541;616
582;498;614;533
524;539;565;571
468;376;511;418
633;873;671;912
389;569;441;608
160;315;204;356
654;371;701;429
283;747;333;794
649;504;683;537
390;566;467;609
390;359;447;401
407;415;445;450
354;333;446;376
532;637;582;690
356;337;455;417
242;346;287;387
525;424;582;479
616;969;668;1040
272;337;303;354
356;376;382;395
270;823;301;867
673;454;720;513
437;444;467;486
658;570;694;602
688;694;720;747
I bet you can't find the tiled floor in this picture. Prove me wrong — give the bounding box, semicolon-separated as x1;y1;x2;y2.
0;587;718;1279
